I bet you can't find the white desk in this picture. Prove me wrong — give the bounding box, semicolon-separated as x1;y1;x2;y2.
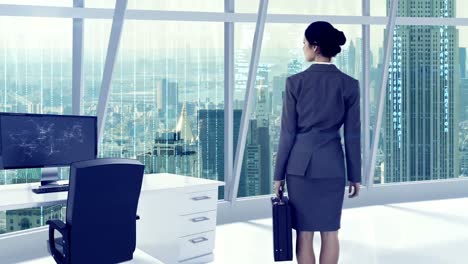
0;180;69;211
0;173;224;264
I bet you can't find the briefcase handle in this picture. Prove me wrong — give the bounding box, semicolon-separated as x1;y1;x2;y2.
277;185;284;204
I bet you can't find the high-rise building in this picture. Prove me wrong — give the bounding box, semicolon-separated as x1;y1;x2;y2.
287;59;303;76
244;119;261;197
336;48;348;74
355;37;363;83
156;79;179;128
460;122;468;176
137;104;197;175
256;84;272;195
198;109;242;199
461;79;468;122
460;47;467;79
272;74;287;115
348;40;356;77
383;0;459;182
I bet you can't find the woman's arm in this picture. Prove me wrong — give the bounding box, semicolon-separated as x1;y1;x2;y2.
273;77;298;182
344;79;362;184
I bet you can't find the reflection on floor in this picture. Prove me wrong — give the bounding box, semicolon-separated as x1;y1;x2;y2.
211;197;468;264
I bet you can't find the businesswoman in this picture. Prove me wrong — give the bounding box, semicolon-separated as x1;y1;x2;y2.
274;21;361;264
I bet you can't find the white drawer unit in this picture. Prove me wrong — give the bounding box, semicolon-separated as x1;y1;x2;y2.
136;174;223;264
179;210;217;238
180;189;218;216
178;231;215;263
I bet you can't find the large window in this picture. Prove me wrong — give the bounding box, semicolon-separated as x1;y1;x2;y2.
0;16;71;235
95;20;226;197
235;23;362;198
83;19;111;116
2;0;468;235
0;17;72;184
373;0;467;18
371;24;468;184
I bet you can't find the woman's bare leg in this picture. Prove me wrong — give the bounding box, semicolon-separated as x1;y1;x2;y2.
319;231;339;264
296;231;315;264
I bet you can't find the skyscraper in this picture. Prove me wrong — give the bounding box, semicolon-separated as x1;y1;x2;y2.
244;119;261;197
136;104;197;176
156;79;179;128
256;83;272;195
198;109;242;199
287;59;302;76
383;0;459;182
460;47;467;79
355;37;363;83
272;74;287;115
348;40;356;77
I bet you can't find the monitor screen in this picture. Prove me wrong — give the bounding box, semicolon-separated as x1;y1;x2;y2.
0;113;97;169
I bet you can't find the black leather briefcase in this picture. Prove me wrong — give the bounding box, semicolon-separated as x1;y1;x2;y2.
271;186;293;262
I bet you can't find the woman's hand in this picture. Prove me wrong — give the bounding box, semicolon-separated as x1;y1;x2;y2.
274;180;285;197
348;181;360;198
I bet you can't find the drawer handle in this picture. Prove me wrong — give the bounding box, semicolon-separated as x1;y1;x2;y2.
190;216;210;223
191;195;211;201
189;236;208;244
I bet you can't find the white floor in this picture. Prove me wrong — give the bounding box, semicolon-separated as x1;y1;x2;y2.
21;197;468;264
18;249;163;264
211;197;468;264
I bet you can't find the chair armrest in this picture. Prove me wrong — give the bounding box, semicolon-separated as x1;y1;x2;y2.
47;220;66;233
46;220;69;264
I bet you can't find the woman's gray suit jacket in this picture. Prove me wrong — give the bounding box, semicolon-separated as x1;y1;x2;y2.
273;63;361;183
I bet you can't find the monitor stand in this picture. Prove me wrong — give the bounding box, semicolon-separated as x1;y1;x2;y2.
31;168;69;194
39;167;63;187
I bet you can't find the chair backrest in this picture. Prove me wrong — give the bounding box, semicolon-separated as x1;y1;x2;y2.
66;158;144;264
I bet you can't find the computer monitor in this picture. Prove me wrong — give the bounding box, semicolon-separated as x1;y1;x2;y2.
0;112;97;187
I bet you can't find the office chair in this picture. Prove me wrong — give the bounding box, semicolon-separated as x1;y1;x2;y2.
46;158;145;264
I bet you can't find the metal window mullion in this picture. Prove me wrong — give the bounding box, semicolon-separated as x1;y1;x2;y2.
96;0;127;143
4;5;468;26
72;0;84;115
368;0;399;187
229;0;269;203
362;0;370;186
224;0;235;201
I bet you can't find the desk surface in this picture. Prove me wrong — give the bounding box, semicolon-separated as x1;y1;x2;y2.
0;173;224;211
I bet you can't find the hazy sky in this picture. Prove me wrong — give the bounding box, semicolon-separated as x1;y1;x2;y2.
1;0;468;65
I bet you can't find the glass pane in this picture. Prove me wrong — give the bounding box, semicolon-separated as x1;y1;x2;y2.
0;17;72;185
83;19;112;116
235;23;362;198
87;0;223;11
237;0;361;16
372;0;467;18
0;0;69;6
1;204;66;234
0;17;71;234
371;24;467;184
96;21;226;199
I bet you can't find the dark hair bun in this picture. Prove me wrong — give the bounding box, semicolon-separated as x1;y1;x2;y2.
304;21;347;57
334;30;346;46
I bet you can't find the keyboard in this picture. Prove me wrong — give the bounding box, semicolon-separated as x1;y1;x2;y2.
32;184;69;194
